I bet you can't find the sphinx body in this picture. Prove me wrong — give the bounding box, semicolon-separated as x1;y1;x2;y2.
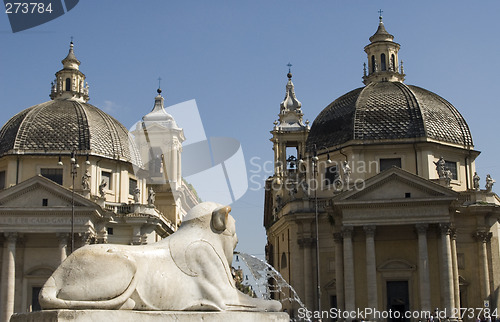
39;202;281;312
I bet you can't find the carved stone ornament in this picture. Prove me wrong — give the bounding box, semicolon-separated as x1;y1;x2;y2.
39;202;281;312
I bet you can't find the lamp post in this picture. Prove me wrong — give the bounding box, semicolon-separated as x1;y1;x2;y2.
306;145;331;320
69;151;79;253
59;151;91;253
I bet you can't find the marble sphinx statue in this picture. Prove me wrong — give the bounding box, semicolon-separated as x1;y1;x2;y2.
39;202;281;312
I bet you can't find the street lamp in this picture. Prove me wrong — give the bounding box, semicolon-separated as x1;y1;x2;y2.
70;150;79;253
301;144;331;318
60;151;79;253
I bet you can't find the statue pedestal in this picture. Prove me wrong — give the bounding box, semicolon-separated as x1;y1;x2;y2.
11;310;289;322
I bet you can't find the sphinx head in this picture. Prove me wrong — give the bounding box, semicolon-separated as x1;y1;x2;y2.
180;202;238;264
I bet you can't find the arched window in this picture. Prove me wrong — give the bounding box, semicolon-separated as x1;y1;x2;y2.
65;78;71;91
381;53;386;71
371;55;376;73
391;54;396;71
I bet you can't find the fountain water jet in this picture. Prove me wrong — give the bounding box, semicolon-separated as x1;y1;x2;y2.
234;252;311;321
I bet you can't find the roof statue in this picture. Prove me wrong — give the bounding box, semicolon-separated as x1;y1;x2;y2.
473;172;480;191
486;174;495;192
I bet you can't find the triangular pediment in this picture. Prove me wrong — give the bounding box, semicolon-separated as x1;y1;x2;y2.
0;175;100;208
336;167;458;202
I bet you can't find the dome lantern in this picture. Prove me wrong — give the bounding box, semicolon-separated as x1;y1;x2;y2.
50;41;90;103
362;14;405;85
278;64;304;127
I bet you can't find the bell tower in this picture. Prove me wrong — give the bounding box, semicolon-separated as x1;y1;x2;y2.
270;66;309;184
363;13;405;85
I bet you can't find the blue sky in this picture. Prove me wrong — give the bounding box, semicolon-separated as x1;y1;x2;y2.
1;1;499;257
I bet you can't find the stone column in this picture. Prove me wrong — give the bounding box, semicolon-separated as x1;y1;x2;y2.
333;232;344;311
450;228;460;310
299;237;314;310
342;226;355;312
416;224;431;312
1;233;17;322
364;225;378;311
57;233;69;263
474;231;492;301
439;223;455;314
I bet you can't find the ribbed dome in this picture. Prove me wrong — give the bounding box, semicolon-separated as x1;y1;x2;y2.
0;99;142;166
306;81;473;151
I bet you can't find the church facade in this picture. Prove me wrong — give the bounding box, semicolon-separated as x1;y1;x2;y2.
0;43;198;321
264;17;500;320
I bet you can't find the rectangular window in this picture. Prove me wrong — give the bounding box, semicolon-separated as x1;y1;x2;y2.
41;168;63;185
445;161;458;180
42;199;48;206
31;286;42;311
129;178;137;195
380;158;402;172
0;170;5;190
101;171;112;190
324;166;339;186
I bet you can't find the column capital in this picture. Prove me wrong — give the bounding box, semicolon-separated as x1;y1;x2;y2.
416;223;429;234
439;223;452;235
363;225;376;237
333;232;343;243
450;227;457;240
474;231;492;243
4;232;17;243
56;232;70;242
341;226;354;238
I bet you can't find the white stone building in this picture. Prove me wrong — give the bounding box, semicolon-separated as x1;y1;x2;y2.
0;42;197;321
264;17;500;321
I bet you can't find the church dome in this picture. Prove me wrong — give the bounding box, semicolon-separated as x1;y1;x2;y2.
307;16;473;153
306;81;473;151
0;99;141;165
0;42;141;166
